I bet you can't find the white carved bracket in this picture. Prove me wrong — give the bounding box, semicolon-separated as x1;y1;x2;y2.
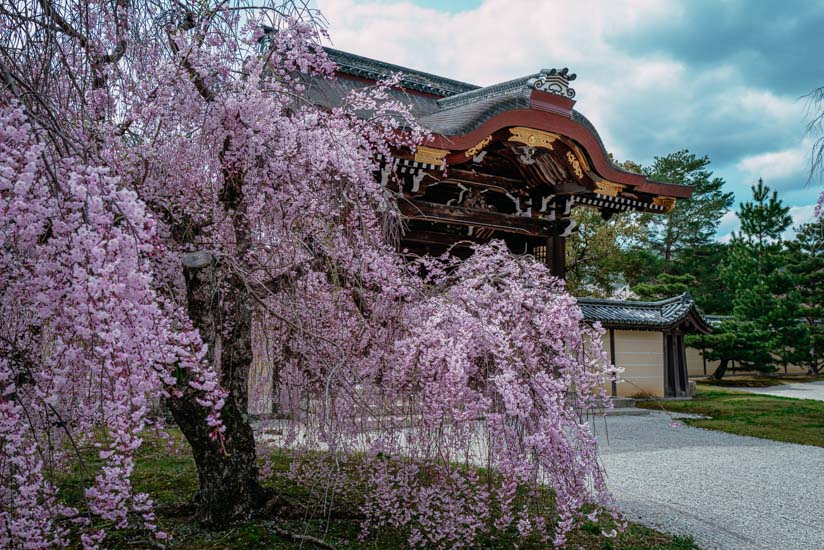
506;193;532;217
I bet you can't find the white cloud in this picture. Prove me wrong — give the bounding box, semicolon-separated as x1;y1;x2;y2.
784;203;818;239
716;209;739;243
738;89;804;122
317;0;694;158
715;202;817;242
317;0;679;84
316;0;814;219
736;138;811;182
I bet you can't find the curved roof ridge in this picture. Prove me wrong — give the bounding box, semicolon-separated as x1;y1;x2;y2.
270;35;695;199
324;46;480;97
436;74;539;109
576;292;691;308
571;110;691;189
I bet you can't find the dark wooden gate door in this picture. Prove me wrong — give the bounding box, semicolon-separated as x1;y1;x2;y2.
664;332;689;397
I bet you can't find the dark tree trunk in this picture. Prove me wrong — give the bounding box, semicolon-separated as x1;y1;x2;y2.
156;42;267;528
167;256;265;527
711;358;729;381
167;387;265;526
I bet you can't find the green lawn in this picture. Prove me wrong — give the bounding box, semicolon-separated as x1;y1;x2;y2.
57;432;697;549
637;387;824;447
694;375;821;388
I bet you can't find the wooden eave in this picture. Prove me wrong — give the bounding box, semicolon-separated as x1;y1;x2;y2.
412;92;692;203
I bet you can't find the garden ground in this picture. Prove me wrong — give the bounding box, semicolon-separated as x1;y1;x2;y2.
59;386;824;548
597;390;824;549
594;412;824;549
58;432;697;549
723;379;824;402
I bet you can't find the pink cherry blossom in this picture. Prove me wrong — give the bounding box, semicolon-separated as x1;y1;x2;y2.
0;2;619;547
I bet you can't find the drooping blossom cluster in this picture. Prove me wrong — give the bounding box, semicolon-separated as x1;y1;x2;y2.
269;242;620;546
0;1;423;545
1;1;619;547
0;103;225;547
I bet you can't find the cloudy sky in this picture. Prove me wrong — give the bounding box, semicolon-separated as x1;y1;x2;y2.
315;0;823;240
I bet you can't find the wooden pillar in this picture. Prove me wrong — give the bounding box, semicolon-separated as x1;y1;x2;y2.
663;332;688;397
663;333;673;397
549;235;566;280
676;333;688;396
702;346;707;376
544;197;569;280
609;328;617;397
543;237;552;270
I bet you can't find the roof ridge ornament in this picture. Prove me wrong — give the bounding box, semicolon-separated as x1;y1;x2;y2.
528;68;577;99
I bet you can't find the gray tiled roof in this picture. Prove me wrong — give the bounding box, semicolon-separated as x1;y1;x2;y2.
299;72;442;117
283;43;689;193
418;92;532;135
577;293;713;333
314;49;628;170
325;47;479;97
705;315;731;327
436;74;538;108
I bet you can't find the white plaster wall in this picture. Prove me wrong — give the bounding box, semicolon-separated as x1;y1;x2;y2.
686;346;716;377
686;346;809;377
612;330;665;398
248;320;276;416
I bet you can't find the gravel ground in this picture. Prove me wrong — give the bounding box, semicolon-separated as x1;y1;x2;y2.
591;412;824;549
722;380;824;402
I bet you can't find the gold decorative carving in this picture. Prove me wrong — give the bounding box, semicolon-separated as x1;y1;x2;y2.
414;146;450;166
464;135;493;158
570;144;592;172
508;127;558;150
652;196;677;212
595;180;624;197
566;151;583;179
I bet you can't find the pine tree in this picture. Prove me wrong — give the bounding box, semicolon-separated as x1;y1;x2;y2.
633;273;697;301
694;180;804;378
644;150;734;264
785;219;824;375
688;318;773;380
670;243;732;314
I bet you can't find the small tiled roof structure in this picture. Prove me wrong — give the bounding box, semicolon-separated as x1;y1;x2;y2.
577;293;713;334
705;315;731;327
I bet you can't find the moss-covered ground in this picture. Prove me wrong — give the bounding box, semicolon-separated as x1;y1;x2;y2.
56;431;698;549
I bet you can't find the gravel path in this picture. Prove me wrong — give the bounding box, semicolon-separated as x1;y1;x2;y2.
721;380;824;401
591;412;824;549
